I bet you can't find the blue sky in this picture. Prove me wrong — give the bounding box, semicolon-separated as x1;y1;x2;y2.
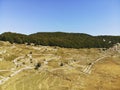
0;0;120;35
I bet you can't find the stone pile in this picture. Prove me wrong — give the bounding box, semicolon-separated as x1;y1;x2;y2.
107;43;120;53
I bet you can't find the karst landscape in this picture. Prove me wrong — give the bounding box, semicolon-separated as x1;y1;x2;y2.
1;0;120;90
0;40;120;90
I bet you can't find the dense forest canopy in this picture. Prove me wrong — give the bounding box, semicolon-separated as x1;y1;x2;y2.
0;32;120;48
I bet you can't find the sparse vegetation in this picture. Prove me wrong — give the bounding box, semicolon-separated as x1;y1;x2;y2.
34;62;41;70
60;62;64;66
0;41;120;90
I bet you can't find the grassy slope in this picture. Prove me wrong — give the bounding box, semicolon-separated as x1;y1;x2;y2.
0;41;120;90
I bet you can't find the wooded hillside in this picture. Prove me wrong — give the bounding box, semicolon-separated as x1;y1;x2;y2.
0;32;120;48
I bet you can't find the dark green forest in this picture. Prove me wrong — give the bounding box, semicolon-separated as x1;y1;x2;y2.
0;32;120;48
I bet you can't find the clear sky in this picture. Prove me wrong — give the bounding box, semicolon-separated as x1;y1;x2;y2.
0;0;120;35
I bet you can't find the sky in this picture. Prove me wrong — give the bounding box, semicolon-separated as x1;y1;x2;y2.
0;0;120;35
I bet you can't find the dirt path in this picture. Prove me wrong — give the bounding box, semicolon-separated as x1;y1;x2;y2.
13;56;25;66
82;55;108;74
0;55;34;85
0;66;34;85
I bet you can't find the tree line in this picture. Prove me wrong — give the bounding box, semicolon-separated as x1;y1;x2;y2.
0;32;120;48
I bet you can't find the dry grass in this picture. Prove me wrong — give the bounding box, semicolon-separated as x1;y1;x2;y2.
0;41;120;90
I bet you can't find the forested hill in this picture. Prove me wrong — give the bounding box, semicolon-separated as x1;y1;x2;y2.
0;32;120;48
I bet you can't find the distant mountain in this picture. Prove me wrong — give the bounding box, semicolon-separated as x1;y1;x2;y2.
0;32;120;48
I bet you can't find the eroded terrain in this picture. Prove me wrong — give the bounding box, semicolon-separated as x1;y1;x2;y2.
0;41;120;90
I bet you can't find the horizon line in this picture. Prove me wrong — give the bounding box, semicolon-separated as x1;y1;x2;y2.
0;31;120;36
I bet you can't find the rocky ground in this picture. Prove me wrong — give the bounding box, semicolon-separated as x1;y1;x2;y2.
0;41;120;90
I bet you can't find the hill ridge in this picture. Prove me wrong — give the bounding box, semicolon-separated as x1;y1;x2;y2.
0;32;120;48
